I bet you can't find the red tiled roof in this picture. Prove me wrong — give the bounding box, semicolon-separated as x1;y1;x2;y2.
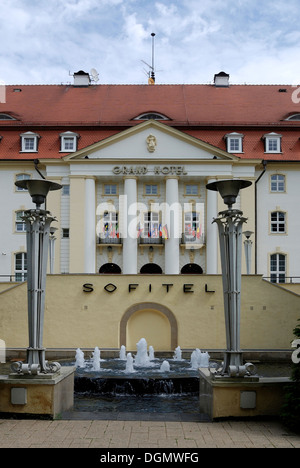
0;84;300;160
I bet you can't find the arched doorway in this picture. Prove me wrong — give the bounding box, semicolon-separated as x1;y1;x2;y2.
140;263;162;274
120;303;178;351
99;263;121;274
181;263;203;274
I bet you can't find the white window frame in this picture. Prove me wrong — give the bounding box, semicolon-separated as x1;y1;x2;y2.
225;133;244;153
20;132;39;153
15;173;31;191
15;252;27;282
142;211;160;239
270;174;286;193
270;253;286;284
263;133;282;154
60;132;78;152
270;211;286;234
101;211;119;240
184;211;200;242
104;184;118;196
15;211;26;232
185;184;198;196
145;184;158;195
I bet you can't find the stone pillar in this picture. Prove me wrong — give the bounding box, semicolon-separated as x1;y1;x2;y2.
69;177;85;273
206;178;218;274
84;177;96;273
165;176;180;274
122;177;137;274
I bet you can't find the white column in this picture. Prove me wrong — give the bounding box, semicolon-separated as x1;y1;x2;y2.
165;176;180;274
123;177;137;274
84;177;96;273
206;178;218;274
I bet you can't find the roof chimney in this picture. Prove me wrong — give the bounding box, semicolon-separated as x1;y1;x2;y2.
214;71;230;87
73;70;91;87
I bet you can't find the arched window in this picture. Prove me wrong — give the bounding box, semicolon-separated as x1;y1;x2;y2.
181;263;203;274
286;114;300;121
140;263;163;274
0;113;15;120
134;112;169;121
99;263;121;274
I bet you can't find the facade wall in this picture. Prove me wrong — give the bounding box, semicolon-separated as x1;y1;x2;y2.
256;165;300;281
0;275;299;352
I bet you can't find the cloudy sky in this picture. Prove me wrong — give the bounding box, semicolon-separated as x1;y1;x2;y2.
1;0;300;86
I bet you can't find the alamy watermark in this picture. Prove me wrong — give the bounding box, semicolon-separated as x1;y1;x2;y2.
292;339;300;364
0;339;5;363
96;198;205;248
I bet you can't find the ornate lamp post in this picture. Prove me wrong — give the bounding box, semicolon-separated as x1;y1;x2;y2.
49;226;57;274
11;179;62;375
206;179;256;378
243;230;253;275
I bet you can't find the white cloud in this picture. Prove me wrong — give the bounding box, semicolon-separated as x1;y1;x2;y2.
1;0;300;85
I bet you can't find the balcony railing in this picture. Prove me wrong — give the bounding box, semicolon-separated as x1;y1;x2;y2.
98;236;122;245
182;233;205;245
139;236;163;244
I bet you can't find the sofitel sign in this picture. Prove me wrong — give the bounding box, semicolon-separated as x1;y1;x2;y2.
83;282;215;294
112;165;188;176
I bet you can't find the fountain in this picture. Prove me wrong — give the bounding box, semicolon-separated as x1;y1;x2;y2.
173;346;183;361
134;338;154;367
75;348;85;368
119;345;126;360
160;360;170;372
92;347;101;371
190;349;210;369
72;340;212;399
149;346;155;361
125;353;135;373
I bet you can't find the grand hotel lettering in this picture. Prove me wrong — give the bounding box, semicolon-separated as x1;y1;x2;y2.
112;165;188;176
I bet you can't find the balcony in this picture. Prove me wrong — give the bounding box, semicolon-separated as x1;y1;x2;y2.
181;233;205;250
139;235;163;245
98;236;122;245
97;235;122;254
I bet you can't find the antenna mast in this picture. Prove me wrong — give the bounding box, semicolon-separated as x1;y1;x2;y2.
150;32;156;84
142;33;156;84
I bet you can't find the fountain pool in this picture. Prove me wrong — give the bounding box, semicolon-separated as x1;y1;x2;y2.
61;340;216;419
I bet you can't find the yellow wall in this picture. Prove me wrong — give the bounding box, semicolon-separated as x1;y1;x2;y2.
0;275;299;352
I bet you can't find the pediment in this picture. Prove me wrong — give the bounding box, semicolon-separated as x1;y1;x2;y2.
64;120;239;162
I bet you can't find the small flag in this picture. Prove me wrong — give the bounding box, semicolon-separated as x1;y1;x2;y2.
162;224;169;239
137;223;143;238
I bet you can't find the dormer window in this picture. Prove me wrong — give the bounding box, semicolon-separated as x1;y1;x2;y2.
20;131;40;153
263;133;282;154
134;112;169;121
225;133;244;153
0;113;15;120
285;114;300;121
60;131;79;152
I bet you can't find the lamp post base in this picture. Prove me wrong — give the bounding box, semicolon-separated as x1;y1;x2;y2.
10;348;61;376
